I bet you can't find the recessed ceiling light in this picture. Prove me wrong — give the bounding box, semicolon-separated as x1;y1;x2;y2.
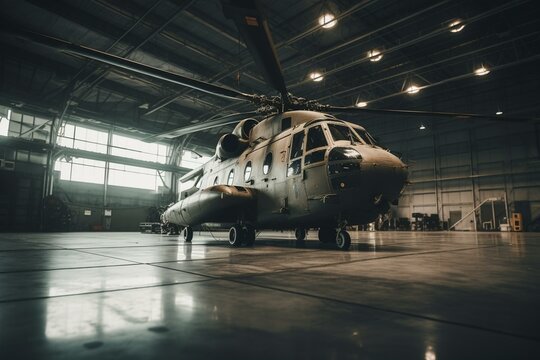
496;111;503;115
419;124;426;130
367;49;383;62
406;85;420;94
355;101;368;108
318;13;337;29
309;72;324;82
474;66;490;76
449;19;465;33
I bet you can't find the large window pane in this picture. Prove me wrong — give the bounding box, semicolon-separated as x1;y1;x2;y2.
111;134;168;163
108;163;160;191
54;158;105;184
180;150;210;169
57;123;107;153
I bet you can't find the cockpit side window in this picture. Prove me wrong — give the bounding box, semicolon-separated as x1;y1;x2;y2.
290;131;304;159
328;124;361;143
306;125;327;151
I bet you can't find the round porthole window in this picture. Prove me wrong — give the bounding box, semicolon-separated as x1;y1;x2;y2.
227;169;234;185
263;152;272;175
244;161;252;181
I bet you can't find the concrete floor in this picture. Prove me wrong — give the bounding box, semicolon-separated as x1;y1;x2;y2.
0;231;539;359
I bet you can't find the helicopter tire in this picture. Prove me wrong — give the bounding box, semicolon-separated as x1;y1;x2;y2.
336;230;351;251
318;227;335;243
229;225;244;247
243;224;256;246
294;228;306;241
182;226;193;242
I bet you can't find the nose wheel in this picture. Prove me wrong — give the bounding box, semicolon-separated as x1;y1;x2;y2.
229;224;256;247
318;227;351;250
182;226;193;242
336;230;351;250
295;228;306;248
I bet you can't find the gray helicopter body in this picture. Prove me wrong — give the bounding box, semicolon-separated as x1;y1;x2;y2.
162;110;408;241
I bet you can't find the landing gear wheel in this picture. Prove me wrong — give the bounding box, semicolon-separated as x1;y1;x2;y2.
182;226;193;242
318;227;335;243
243;225;256;246
295;228;306;241
229;225;244;247
336;230;351;251
295;228;306;248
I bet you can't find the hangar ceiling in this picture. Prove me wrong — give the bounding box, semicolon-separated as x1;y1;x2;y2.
0;0;539;153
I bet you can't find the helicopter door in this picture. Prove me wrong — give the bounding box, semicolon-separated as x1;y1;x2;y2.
287;130;309;216
303;124;330;198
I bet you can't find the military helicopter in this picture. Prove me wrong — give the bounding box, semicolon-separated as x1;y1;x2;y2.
6;0;536;250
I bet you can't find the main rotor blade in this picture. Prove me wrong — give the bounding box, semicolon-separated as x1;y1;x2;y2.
9;29;257;103
323;106;540;123
222;0;288;102
143;111;262;141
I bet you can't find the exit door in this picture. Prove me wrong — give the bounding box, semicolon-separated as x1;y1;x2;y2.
287;130;309;215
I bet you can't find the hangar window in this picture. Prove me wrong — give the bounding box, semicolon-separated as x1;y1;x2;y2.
244;161;252;181
181;150;211;169
54;158;106;185
227;169;235;185
263;152;272;174
4;110;52;143
0;108;10;136
57;124;107;153
108;163;163;191
111;134;168;163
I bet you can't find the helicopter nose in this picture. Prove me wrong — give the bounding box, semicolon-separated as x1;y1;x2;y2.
327;147;407;202
358;148;408;200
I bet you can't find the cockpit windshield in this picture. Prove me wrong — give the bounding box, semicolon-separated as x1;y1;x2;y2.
328;124;362;143
352;126;378;146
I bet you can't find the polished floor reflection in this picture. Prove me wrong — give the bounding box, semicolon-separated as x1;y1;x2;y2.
0;230;539;359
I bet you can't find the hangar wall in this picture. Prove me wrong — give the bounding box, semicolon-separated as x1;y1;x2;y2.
0;107;178;232
365;77;540;231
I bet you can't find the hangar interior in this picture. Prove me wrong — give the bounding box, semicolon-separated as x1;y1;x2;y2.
0;0;539;359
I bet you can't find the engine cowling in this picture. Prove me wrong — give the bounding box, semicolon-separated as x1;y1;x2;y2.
216;133;248;160
232;118;258;140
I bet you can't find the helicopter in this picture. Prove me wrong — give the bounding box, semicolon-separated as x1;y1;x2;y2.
5;0;537;250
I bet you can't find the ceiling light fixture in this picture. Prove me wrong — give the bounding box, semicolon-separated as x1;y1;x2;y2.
496;110;503;115
419;124;426;130
474;65;490;76
309;71;324;82
449;19;465;33
406;85;420;94
355;101;368;108
318;13;337;29
367;49;383;62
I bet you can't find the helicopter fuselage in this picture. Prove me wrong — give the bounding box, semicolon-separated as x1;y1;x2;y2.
162;110;408;231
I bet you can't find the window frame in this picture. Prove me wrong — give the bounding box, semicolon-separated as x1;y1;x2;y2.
262;152;272;175
244;161;252;182
227;169;235;186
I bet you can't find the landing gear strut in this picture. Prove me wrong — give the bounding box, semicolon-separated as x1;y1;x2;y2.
318;227;335;243
243;224;256;246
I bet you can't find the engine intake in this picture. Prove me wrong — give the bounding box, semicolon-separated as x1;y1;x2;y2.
232;118;259;140
216;133;248;160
